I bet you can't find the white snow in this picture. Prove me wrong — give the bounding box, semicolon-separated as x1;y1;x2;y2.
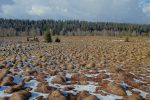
95;93;123;100
85;74;98;77
66;73;72;78
29;92;48;100
13;76;24;83
0;86;12;97
132;88;148;98
98;70;107;72
134;78;145;83
24;80;49;100
145;68;150;73
73;84;96;93
0;63;148;100
126;90;132;96
24;80;38;91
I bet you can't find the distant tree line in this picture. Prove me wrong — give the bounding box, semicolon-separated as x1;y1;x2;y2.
0;18;150;37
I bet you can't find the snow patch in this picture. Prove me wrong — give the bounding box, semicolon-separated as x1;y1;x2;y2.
132;88;148;98
0;86;12;97
13;76;24;83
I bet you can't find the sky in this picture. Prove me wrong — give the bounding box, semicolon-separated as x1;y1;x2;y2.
0;0;150;24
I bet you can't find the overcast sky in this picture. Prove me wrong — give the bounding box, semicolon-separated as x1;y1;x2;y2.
0;0;150;24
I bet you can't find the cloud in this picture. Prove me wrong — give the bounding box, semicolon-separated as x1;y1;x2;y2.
27;5;51;16
0;0;14;13
143;3;150;17
0;0;150;24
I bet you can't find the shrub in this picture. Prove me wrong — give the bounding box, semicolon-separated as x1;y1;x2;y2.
124;37;129;42
55;37;61;43
27;37;29;41
44;30;52;43
33;37;39;42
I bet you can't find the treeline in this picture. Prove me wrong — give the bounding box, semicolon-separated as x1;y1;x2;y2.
0;18;150;37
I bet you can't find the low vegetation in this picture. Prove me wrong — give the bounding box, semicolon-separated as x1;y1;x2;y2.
44;30;52;43
124;37;129;42
55;37;61;43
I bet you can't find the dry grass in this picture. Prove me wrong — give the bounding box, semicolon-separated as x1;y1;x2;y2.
0;36;150;99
